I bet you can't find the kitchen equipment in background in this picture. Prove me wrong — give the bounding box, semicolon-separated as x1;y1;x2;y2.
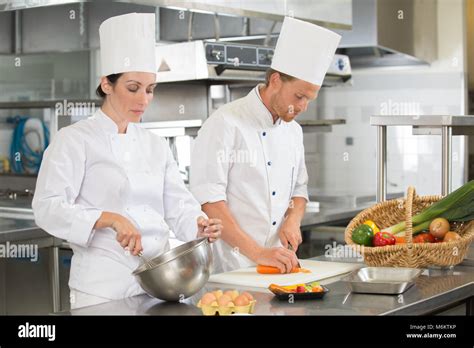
208;259;361;288
132;238;213;302
336;0;437;67
138;119;202;184
155;40;352;86
343;267;422;294
305;201;320;213
8;116;49;174
0;188;34;200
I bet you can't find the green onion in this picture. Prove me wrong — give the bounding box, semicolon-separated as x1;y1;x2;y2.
383;180;474;236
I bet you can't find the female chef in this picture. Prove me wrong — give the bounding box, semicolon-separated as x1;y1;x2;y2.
32;13;222;309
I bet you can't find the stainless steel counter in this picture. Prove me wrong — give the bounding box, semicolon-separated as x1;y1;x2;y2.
0;196;369;240
57;255;474;316
0;198;63;313
0;198;54;245
3;197;473;316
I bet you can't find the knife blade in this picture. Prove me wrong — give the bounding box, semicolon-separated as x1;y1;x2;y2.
288;243;301;268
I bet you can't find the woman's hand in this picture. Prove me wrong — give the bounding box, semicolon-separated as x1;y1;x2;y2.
197;216;222;243
109;213;143;255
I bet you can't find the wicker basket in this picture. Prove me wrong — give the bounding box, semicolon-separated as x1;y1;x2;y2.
345;186;474;268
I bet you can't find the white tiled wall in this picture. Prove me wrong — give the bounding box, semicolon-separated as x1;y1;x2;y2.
308;72;466;196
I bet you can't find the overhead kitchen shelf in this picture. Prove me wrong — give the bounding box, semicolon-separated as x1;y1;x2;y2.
0;1;352;30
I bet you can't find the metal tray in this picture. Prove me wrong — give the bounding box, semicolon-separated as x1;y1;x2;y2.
343;267;422;295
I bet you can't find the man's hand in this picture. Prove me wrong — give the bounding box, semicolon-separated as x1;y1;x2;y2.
254;247;299;273
278;216;303;251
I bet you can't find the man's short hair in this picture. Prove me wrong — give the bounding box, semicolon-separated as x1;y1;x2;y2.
265;68;296;85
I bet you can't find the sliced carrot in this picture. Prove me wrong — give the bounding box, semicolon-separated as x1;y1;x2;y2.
257;265;285;274
256;265;311;274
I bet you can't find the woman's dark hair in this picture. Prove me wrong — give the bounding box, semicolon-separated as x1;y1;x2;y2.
96;73;123;98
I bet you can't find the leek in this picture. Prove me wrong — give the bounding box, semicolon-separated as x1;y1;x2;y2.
383;180;474;236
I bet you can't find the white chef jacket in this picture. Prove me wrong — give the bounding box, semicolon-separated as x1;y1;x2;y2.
32;109;204;299
190;84;308;273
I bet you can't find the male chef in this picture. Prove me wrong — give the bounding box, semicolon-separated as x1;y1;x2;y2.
190;17;341;273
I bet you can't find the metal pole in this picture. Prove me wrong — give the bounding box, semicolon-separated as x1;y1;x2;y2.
376;126;387;202
441;126;452;195
50;246;60;313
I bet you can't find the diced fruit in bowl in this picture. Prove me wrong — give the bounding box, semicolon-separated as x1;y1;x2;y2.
268;281;328;300
296;286;306;293
269;282;325;294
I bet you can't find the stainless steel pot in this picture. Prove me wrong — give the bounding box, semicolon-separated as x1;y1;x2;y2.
132;238;212;301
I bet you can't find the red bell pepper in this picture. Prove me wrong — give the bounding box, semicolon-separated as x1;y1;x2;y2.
373;231;396;247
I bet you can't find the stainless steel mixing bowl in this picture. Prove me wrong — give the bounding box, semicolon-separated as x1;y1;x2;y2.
132;238;213;302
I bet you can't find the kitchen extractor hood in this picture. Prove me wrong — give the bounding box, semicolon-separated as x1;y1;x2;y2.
335;0;437;67
0;0;352;30
155;40;352;86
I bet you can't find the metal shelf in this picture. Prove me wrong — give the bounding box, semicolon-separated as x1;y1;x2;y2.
298;119;346;133
370;115;474;200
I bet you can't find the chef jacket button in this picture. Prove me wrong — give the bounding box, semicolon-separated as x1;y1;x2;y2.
267;161;272;166
272;191;276;196
272;221;277;226
262;132;266;136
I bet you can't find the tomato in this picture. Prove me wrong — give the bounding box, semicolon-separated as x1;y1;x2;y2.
413;233;435;243
296;286;306;293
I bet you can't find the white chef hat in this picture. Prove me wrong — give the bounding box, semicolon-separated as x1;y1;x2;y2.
271;17;341;86
99;13;157;76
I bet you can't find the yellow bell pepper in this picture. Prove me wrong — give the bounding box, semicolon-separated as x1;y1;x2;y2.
363;220;380;234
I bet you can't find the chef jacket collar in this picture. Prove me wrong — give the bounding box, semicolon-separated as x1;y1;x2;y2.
94;108;138;135
250;84;282;129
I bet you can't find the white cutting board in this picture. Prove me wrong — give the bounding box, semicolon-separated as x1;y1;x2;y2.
209;260;361;288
